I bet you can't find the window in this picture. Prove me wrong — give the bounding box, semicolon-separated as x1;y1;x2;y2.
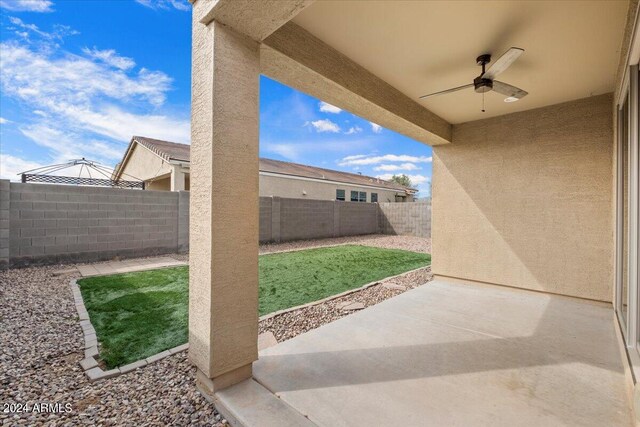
615;64;639;351
359;191;367;202
336;189;345;201
371;193;378;203
619;90;630;326
350;190;359;202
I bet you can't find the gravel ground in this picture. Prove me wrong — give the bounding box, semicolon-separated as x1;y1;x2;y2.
259;265;432;342
0;235;431;425
0;265;224;426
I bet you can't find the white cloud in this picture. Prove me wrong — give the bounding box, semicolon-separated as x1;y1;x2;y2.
135;0;190;12
0;154;44;181
263;139;377;162
0;0;53;12
82;47;135;70
319;101;342;114
340;154;370;162
7;16;77;41
370;122;382;133
409;175;429;185
0;117;9;124
1;42;172;107
376;173;429;186
338;154;432;166
345;126;362;135
54;105;190;144
20;124;126;163
307;119;341;133
374;163;420;172
263;143;302;161
0;19;189;169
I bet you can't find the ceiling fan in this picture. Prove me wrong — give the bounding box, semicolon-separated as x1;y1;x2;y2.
419;47;528;107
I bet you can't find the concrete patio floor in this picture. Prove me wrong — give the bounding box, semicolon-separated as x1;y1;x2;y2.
215;280;631;426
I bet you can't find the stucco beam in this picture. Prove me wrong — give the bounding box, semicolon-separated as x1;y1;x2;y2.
189;16;260;393
192;0;314;41
261;22;452;146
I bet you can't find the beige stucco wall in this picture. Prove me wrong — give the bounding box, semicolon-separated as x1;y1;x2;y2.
259;174;410;202
119;144;173;184
146;176;171;191
432;94;614;302
142;169;411;201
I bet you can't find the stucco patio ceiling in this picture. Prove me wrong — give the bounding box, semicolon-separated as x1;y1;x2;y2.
292;0;629;124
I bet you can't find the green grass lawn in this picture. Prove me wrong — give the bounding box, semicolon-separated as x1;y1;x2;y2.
78;245;430;368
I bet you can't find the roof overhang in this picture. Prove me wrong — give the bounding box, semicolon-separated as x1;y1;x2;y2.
262;22;452;145
290;1;629;124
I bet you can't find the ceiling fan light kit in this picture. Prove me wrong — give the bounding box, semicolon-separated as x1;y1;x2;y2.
419;47;529;111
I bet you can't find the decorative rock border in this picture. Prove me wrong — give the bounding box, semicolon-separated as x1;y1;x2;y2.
70;278;189;383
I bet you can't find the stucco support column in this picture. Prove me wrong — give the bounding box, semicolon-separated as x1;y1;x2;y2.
171;167;186;192
189;14;260;395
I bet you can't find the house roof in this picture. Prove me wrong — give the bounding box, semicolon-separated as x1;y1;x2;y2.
119;136;416;193
258;158;415;192
133;136;191;162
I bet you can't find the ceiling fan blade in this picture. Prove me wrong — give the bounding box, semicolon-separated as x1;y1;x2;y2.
492;80;528;99
481;47;524;80
419;83;473;99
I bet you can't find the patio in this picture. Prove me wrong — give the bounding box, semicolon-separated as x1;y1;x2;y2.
216;279;630;426
187;0;640;425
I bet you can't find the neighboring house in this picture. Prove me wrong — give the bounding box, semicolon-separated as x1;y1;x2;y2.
112;136;190;192
112;136;416;202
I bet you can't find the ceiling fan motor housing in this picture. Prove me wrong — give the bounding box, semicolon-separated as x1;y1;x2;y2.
474;77;493;93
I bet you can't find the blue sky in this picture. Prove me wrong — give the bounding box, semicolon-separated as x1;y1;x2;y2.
0;0;432;196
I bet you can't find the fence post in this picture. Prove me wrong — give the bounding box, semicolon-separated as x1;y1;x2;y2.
271;196;281;243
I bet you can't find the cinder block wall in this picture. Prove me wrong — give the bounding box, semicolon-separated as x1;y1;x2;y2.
259;196;273;242
4;182;189;267
0;181;428;267
177;191;190;253
0;180;9;268
337;201;379;236
279;198;337;241
260;196;382;243
379;201;431;238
